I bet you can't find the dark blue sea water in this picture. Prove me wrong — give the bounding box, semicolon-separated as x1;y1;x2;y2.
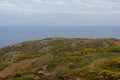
0;26;120;48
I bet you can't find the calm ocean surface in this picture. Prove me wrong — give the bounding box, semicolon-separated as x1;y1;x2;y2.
0;26;120;48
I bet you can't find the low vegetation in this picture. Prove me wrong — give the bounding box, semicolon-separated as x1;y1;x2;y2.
0;38;120;80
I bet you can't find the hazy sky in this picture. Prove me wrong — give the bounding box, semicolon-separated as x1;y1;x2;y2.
0;0;120;26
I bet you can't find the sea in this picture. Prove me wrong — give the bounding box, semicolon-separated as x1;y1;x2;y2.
0;26;120;48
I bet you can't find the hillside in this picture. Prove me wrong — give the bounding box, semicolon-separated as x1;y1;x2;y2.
0;38;120;80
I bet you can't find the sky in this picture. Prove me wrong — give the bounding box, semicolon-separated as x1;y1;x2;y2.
0;0;120;26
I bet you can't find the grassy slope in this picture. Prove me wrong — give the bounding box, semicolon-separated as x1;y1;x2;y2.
0;38;120;80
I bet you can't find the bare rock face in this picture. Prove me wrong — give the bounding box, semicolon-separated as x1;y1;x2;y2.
3;51;21;62
14;43;23;47
102;41;109;47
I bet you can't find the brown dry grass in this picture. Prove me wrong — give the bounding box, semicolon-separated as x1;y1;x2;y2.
86;59;105;70
108;39;120;46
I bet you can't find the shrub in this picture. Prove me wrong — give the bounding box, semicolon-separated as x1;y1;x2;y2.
97;47;112;53
98;70;119;80
111;47;120;53
82;48;96;55
66;62;75;68
13;73;22;78
64;51;81;56
11;75;36;80
0;61;8;71
102;58;120;71
14;52;36;62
